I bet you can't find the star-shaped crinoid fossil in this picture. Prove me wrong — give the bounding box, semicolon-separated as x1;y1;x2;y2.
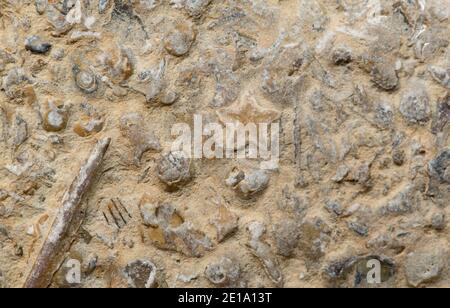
217;91;281;125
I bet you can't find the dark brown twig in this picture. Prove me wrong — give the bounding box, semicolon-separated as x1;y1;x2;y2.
24;138;111;288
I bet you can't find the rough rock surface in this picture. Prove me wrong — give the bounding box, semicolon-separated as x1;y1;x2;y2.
0;0;449;288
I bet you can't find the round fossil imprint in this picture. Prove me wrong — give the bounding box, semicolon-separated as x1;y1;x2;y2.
73;65;98;94
164;22;196;57
157;151;193;189
42;100;68;132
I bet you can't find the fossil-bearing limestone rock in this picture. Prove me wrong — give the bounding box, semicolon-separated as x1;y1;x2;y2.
0;0;449;289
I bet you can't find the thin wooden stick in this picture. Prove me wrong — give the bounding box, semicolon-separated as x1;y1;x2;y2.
24;137;111;288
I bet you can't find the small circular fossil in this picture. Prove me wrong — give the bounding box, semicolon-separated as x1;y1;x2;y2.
237;170;270;200
157;151;193;189
42;101;68;132
205;257;241;287
73;65;98;94
371;62;399;91
164;23;196;57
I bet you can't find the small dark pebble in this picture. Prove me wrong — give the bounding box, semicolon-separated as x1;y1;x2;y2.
325;200;343;216
25;36;52;54
348;221;369;237
431;213;446;231
332;47;352;65
0;225;9;238
392;149;406;166
14;245;23;257
429;149;450;183
324;257;358;280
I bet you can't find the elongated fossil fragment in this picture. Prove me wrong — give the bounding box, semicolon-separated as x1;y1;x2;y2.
24;137;111;288
0;106;8;143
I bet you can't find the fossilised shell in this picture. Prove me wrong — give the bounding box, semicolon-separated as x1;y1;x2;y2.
414;29;449;62
429;149;450;184
0;107;7;143
247;221;283;287
120;113;161;165
347;220;369;237
227;169;270;200
157;151;193;189
42;101;68;132
111;49;133;83
405;245;447;287
399;83;431;125
379;185;421;216
205;256;242;287
374;102;394;129
12;115;28;149
46;4;74;36
100;47;134;84
1;68;36;105
238;170;270;199
211;66;240;108
73;65;98;94
331;46;353;65
53;0;77;15
431;94;449;135
164;22;196;57
277;187;309;219
132;59;167;104
370;62;399;91
273;219;300;257
139;197;213;257
123;259;159;288
73;117;104;137
68;31;101;44
184;0;212;18
428;65;450;89
211;203;239;243
298;219;331;260
225;168;245;187
140;198;184;228
160;91;178;105
359;53;399;91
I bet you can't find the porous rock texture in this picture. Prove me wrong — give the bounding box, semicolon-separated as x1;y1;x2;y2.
0;0;449;288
